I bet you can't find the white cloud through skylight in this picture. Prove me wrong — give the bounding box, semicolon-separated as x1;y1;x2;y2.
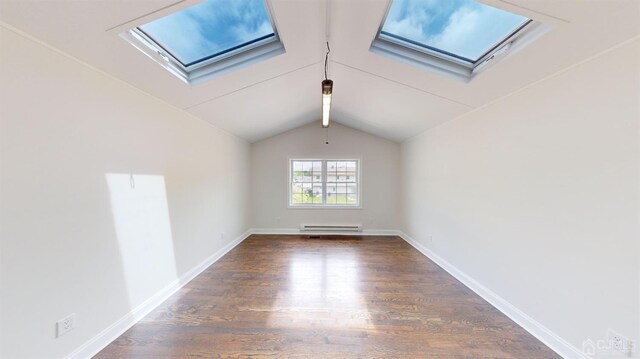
139;0;274;66
382;0;528;62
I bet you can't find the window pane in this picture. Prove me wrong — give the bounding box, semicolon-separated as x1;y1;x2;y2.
138;0;276;66
291;183;302;204
340;185;347;203
302;161;312;182
336;162;346;182
312;183;323;204
346;161;357;182
302;183;313;203
292;161;302;182
347;184;357;203
312;161;323;182
381;0;529;62
329;162;337;182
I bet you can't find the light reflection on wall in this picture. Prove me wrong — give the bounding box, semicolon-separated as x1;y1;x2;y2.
268;249;374;329
106;174;177;308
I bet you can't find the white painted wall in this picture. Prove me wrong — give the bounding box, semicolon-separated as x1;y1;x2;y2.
251;122;400;232
0;26;250;358
401;38;640;358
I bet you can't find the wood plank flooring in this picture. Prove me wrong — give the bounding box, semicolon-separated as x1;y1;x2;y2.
96;235;559;358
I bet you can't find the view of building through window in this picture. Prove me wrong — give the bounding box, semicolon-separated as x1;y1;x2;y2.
290;160;323;204
290;160;359;206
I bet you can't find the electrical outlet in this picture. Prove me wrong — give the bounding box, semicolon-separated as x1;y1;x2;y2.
608;329;634;356
220;232;224;239
56;313;75;338
428;235;433;242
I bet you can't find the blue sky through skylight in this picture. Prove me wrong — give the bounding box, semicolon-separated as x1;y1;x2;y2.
382;0;528;62
139;0;274;66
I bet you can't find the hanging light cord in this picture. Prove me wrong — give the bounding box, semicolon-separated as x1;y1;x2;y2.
324;41;330;80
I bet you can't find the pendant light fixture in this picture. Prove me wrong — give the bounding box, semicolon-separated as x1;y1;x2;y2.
322;42;332;128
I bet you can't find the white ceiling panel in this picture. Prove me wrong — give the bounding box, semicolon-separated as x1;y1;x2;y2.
187;62;322;142
329;62;472;142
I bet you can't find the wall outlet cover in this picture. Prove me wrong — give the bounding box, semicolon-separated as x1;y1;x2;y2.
56;313;76;338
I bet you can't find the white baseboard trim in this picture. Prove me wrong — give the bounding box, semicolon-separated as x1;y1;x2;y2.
66;229;252;359
250;227;400;236
398;231;586;359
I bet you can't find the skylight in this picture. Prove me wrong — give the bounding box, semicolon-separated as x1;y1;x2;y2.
123;0;284;85
371;0;547;81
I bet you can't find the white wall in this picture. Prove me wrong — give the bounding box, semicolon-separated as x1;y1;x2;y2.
251;122;400;232
0;26;250;358
401;38;640;357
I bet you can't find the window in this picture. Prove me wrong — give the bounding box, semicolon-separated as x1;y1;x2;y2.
370;0;547;81
290;160;360;207
122;0;285;85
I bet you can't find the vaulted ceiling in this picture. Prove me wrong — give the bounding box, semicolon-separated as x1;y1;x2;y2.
1;0;639;142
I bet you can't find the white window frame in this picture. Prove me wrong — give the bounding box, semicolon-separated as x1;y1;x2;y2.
288;158;361;209
369;0;550;82
119;0;285;86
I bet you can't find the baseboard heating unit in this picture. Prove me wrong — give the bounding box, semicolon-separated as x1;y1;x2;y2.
300;224;362;232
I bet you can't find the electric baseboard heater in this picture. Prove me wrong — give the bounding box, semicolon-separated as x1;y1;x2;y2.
300;224;362;232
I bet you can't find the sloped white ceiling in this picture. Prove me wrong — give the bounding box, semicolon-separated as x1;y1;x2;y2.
1;0;639;142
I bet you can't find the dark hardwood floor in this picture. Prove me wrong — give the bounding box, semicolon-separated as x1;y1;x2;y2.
96;235;559;358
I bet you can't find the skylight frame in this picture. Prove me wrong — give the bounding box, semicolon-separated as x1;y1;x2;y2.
120;0;285;85
370;0;549;82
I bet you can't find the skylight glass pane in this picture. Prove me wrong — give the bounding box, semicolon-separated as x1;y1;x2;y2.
139;0;275;67
381;0;529;62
